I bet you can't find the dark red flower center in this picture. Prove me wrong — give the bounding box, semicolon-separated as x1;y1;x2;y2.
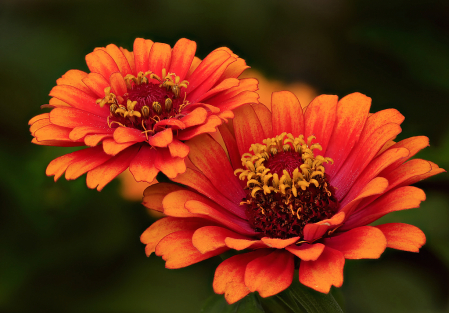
96;70;189;133
236;133;340;239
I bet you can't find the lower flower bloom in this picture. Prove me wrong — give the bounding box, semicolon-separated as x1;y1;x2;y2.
29;38;258;190
141;91;444;303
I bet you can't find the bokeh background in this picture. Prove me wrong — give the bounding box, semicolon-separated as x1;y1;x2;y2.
1;0;449;312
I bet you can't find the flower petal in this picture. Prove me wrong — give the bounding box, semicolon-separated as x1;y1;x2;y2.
233;104;266;155
141;217;211;256
375;223;426;252
102;138;136;155
286;243;325;261
325;92;371;177
133;38;153;74
69;126;113;141
271;91;304;138
82;72;110;98
148;128;173;147
155;230;228;269
324;226;387;259
245;250;294;298
186;134;245;204
142;183;186;212
154;148;186;178
303;212;345;242
304;95;338;155
109;72;128;96
113;127;146;143
192;226;250;254
194;78;240;103
299;246;345;293
85;49;120;80
252;103;273;139
213;250;271;304
148;42;172;79
168;139;190;158
261;237;300;249
56;69;93;96
342;186;426;230
86;145;139;191
179;107;208;128
65;147;112;180
225;237;265;250
50;107;106;129
176;115;222;141
129;145;159;183
169;38;197;81
97;44;133;76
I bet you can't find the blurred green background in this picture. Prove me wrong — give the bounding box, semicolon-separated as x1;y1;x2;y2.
1;0;449;312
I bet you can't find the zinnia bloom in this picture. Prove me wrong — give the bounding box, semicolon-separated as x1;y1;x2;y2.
29;38;258;190
141;91;444;303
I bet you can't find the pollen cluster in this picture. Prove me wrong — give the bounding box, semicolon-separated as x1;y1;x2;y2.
96;69;189;134
235;133;339;239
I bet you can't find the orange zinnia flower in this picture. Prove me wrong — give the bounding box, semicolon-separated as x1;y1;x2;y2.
141;91;444;303
29;38;259;190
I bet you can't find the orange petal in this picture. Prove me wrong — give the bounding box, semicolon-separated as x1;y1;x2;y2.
168;139;190;158
86;145;139;191
154;148;186;178
30;117;51;136
186;56;201;79
186;134;245;204
252;103;273;139
375;223;426;252
128;145;159;183
169;38;197;81
34;124;73;142
176;115;222;141
343;186;426;230
155;230;228;269
65;147;112;180
120;47;135;74
32;138;84;147
303;212;345;242
341;148;409;207
109;72;127;96
272;91;304;138
233;104;266;155
325;92;371;177
148;128;173;148
331;122;402;196
113;127;146;143
102;138;136;155
133;38;153;74
179;107;208;128
192;226;250;254
50;107;106;129
142;182;185;212
245;250;294;298
162;189;207;218
213;250;271;304
186;200;256;236
213;90;260;113
29;113;50;125
218;124;242;172
324;226;387;259
304;95;338;155
141;217;210;256
195;78;240;103
172;168;246;219
225;237;265;250
99;44;133;76
185;49;232;95
56;69;93;96
69;126;113;141
339;177;389;219
48;97;71;108
46;146;108;181
217;57;249;82
261;236;300;249
49;85;108;116
85;49;120;80
148;42;172;79
380;136;430;174
82;72;110;98
84;133;112;146
286;243;325;261
298;246;345;293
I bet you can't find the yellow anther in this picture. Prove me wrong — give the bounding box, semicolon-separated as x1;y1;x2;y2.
165;98;173;112
152;101;162;115
141;105;150;119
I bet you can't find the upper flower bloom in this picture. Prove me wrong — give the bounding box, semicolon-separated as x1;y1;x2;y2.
141;91;445;303
29;38;259;190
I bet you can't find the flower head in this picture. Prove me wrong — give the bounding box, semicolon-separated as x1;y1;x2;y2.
29;38;259;190
141;91;444;303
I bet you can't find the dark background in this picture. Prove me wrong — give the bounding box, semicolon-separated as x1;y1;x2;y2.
1;0;449;312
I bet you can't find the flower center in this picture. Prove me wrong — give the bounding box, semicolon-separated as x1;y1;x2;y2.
235;133;340;239
96;69;189;135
